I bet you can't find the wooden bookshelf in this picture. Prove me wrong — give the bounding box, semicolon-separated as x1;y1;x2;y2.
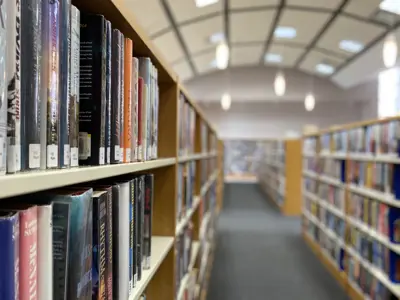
257;138;302;216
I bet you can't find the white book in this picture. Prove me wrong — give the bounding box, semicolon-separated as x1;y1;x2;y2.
0;0;8;175
118;181;130;298
38;204;53;300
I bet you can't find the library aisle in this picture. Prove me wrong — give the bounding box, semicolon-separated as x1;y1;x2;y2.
207;183;349;300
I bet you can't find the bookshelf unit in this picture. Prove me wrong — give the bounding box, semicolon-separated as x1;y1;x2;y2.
0;0;224;299
258;139;302;216
302;117;400;300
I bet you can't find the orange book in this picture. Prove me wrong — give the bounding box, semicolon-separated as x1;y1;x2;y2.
124;38;133;162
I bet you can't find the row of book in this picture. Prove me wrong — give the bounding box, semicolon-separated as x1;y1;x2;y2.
0;174;154;299
0;0;159;175
177;162;195;222
179;95;195;156
317;183;345;212
318;157;344;180
175;222;194;298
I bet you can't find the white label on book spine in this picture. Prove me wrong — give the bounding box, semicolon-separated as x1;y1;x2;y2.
29;144;41;169
70;147;79;167
106;147;110;164
47;145;58;168
15;145;21;172
99;147;105;165
0;137;4;169
64;144;70;166
7;144;15;173
138;145;143;161
120;148;124;162
125;148;131;162
114;146;120;161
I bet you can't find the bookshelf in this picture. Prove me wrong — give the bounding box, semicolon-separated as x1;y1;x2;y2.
257;139;302;216
302;116;400;300
0;0;224;299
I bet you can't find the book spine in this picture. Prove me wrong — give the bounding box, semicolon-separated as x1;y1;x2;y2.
111;185;120;299
110;29;121;164
124;39;132;163
93;196;107;300
133;178;138;285
119;33;125;163
105;21;112;165
129;180;134;292
21;0;41;171
143;174;154;269
59;0;71;168
151;64;155;160
38;205;53;300
6;0;21;174
137;77;143;162
105;189;113;300
153;67;158;159
138;58;150;161
99;18;107;166
131;58;138;162
118;182;130;299
19;206;38;300
0;0;7;175
137;176;145;280
69;6;80;167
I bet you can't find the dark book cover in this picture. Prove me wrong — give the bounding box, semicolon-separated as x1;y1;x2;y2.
92;191;107;300
119;35;125;163
59;0;71;168
137;175;145;280
79;13;106;166
143;174;154;269
104;187;113;300
105;20;112;165
0;211;19;299
110;29;122;164
133;178;139;285
21;0;42;171
110;184;121;299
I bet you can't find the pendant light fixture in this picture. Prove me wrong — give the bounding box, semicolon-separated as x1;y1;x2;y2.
221;93;231;110
383;33;398;68
274;71;286;97
304;93;315;112
216;42;229;70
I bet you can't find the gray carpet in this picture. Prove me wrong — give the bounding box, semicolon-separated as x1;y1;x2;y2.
207;183;349;300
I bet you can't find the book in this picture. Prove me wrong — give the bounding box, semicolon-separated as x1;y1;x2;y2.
119;35;125;163
153;67;159;159
0;211;19;299
137;77;144;162
0;0;7;175
105;20;112;165
79;13;107;166
103;187;113;300
69;6;80;167
131;58;139;162
21;0;41;171
137;175;145;280
6;0;21;174
143;174;154;269
138;58;151;161
110;29;122;164
129;179;135;292
92;191;107;300
124;38;133;163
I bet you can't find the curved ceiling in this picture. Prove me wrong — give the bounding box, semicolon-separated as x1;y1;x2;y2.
130;0;400;88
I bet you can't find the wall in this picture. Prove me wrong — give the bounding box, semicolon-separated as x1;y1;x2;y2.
199;101;364;139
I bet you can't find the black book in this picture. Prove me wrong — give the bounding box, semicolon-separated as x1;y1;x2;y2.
137;175;145;280
105;20;112;164
79;13;107;166
110;30;122;164
143;174;154;269
110;184;121;299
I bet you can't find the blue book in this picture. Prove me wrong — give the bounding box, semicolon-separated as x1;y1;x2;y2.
0;211;19;300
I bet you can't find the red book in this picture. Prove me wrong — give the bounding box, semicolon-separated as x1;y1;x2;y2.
137;77;144;161
19;206;38;300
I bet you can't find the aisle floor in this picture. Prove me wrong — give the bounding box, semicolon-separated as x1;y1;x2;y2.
207;183;349;300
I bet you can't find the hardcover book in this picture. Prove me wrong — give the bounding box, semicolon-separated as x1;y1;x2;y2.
38;204;53;300
137;175;145;280
124;39;133;163
131;58;139;162
105;21;112;165
129;179;135;290
137;77;144;162
143;174;154;269
0;0;7;175
138;58;151;161
119;35;125;163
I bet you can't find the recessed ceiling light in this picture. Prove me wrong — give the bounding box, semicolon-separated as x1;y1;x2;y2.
316;63;335;75
274;26;297;39
209;32;225;44
265;53;282;63
195;0;218;8
210;59;217;68
380;0;400;15
339;40;364;53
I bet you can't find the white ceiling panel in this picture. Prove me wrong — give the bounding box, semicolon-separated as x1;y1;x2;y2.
317;15;386;57
128;0;170;35
230;0;278;9
172;60;194;82
275;10;331;45
230;10;276;43
344;0;381;18
287;0;341;10
166;0;223;24
180;16;223;54
299;49;345;76
152;31;185;64
192;51;216;74
267;44;304;67
231;46;264;66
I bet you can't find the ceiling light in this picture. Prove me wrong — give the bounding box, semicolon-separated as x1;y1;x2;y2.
383;33;398;68
380;0;400;15
195;0;218;7
216;42;229;70
209;32;225;44
339;40;364;53
305;93;315;112
221;93;231;110
274;71;286;97
265;53;282;63
274;26;297;39
316;63;335;75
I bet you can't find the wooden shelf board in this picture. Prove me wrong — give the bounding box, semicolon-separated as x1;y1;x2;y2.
178;152;217;163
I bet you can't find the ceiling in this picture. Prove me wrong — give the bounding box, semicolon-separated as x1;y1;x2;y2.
129;0;400;87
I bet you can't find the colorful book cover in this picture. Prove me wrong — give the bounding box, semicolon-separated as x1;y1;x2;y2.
119;35;125;163
21;0;41;171
92;191;107;300
0;211;19;299
6;0;21;174
69;6;80;167
105;21;112;165
124;38;133;163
